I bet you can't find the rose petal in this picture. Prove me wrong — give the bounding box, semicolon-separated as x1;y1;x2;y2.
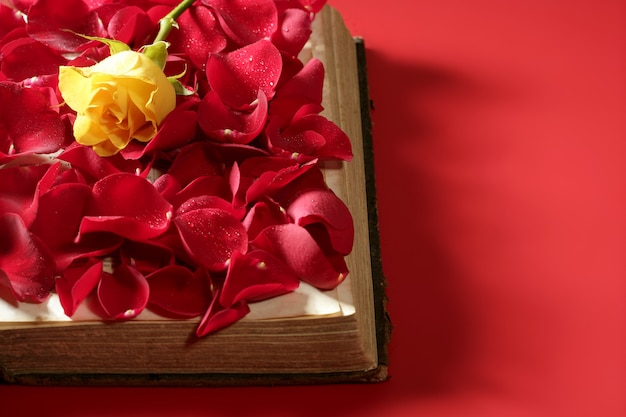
97;263;149;319
60;145;142;181
176;195;245;221
107;6;153;47
267;114;353;161
24;0;106;53
80;173;173;240
174;208;248;272
206;39;282;109
0;82;67;157
271;7;313;57
220;250;299;307
0;212;55;302
120;240;176;275
147;265;211;318
206;0;278;46
56;259;102;317
170;175;232;210
250;223;348;290
242;199;290;240
168;142;224;187
198;89;268;144
287;189;354;254
0;164;48;224
166;4;227;69
0;37;67;81
195;289;250;337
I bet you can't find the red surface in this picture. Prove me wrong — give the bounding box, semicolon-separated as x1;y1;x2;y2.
2;1;626;416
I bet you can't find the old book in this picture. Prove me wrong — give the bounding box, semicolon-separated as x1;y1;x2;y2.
0;5;390;386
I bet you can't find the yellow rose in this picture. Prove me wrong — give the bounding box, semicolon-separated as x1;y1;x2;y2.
59;50;176;156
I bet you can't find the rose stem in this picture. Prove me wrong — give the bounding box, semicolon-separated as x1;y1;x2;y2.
153;0;196;43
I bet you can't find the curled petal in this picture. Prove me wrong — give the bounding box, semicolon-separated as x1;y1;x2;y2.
0;82;67;158
174;208;248;272
243;159;316;205
177;195;245;220
24;0;106;53
220;250;299;307
242;199;290;240
271;7;313;57
97;264;149;319
120;240;176;275
121;105;199;160
196;289;250;337
168;142;224;187
166;4;227;69
0;38;67;81
147;265;211;318
0;212;55;302
206;39;282;109
287;189;354;254
0;164;48;225
206;0;278;46
56;259;102;317
267;114;353;162
198;89;268;144
60;145;142;181
106;6;154;47
80;173;173;240
29;182;93;270
250;223;348;290
270;58;325;122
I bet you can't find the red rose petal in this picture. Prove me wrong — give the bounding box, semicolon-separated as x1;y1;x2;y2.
60;145;142;181
271;7;313;57
250;223;348;290
0;212;55;302
206;0;278;46
287;189;354;254
107;6;153;47
198;89;269;144
267;114;353;161
120;240;176;275
176;195;245;221
220;250;299;307
166;4;227;69
56;259;102;317
206;39;282;109
97;264;149;319
0;38;67;81
196;289;250;337
174;208;248;272
0;82;67;156
80;173;173;240
24;0;106;53
168;142;224;187
242;199;290;240
147;265;211;318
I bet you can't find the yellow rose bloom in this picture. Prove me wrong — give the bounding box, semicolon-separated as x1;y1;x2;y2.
59;50;176;156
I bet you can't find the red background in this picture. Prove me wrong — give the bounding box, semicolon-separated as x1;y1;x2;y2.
2;1;626;416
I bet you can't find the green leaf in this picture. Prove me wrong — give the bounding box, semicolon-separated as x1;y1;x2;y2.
141;41;169;70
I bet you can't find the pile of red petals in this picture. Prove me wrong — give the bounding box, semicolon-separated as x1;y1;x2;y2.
0;0;353;337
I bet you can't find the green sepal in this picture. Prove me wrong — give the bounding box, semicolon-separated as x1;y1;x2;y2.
169;77;195;96
64;31;130;55
140;41;169;70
